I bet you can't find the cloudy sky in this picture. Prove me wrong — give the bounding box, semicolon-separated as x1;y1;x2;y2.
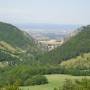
0;0;90;25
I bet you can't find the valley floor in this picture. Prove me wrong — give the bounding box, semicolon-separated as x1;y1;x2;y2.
21;74;90;90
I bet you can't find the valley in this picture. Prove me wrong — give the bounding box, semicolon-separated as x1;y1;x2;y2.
21;25;79;51
0;0;90;90
0;22;90;90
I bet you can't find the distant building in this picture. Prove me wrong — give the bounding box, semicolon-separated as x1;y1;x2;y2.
38;39;64;51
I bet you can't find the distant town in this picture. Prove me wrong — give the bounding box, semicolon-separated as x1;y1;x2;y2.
26;28;79;51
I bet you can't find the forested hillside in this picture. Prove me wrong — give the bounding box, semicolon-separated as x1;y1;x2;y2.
0;22;34;49
39;26;90;64
60;53;90;70
0;22;42;66
60;53;90;75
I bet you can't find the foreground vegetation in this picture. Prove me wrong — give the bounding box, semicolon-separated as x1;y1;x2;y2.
0;22;90;89
21;74;90;90
0;53;90;86
0;74;90;90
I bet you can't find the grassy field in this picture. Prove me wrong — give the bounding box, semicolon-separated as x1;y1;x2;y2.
21;74;90;90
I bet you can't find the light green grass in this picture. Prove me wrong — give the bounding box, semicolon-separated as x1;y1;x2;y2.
21;74;90;90
60;53;90;69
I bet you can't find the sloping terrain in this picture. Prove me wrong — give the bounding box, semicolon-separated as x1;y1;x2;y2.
39;26;90;64
0;22;34;49
60;53;90;70
0;22;41;66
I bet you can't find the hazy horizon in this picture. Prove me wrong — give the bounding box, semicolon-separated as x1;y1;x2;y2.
0;0;90;25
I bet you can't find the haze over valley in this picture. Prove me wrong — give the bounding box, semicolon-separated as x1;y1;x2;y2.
17;23;80;40
15;23;80;51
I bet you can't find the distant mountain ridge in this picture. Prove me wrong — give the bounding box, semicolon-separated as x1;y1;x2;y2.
16;23;80;31
16;23;80;41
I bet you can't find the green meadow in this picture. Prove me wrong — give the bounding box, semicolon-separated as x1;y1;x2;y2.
21;74;90;90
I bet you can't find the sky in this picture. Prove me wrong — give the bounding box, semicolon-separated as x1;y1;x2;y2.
0;0;90;25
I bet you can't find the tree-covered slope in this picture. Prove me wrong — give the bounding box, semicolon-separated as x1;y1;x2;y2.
39;25;90;64
0;22;34;49
60;53;90;70
0;22;41;66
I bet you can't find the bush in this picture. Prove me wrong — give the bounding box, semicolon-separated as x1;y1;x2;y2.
25;75;48;86
62;79;75;90
61;78;90;90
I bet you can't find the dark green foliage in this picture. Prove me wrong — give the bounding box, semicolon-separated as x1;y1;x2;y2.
64;69;90;76
0;65;49;86
24;75;48;86
0;49;19;64
53;87;58;90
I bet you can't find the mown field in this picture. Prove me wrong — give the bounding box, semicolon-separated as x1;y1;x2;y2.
21;74;90;90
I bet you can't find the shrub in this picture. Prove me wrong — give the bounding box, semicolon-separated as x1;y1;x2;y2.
25;75;48;86
61;78;90;90
62;79;75;90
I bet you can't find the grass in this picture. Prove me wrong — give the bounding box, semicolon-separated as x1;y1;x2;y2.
21;74;90;90
60;53;90;70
